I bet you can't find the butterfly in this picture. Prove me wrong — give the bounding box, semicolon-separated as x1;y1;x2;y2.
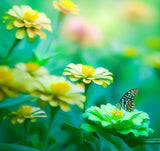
116;88;138;112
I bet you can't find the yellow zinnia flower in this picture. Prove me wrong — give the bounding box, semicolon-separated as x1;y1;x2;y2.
15;62;49;77
32;75;85;112
3;5;52;40
4;105;46;124
53;0;79;14
63;63;113;88
0;66;18;101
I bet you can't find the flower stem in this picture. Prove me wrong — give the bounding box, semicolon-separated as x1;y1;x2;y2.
42;106;59;151
3;38;21;64
83;83;91;112
23;119;30;145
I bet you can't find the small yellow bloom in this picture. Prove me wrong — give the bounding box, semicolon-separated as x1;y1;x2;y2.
53;0;79;14
3;5;52;40
15;62;49;77
82;65;96;77
63;63;113;88
31;75;85;112
4;105;46;124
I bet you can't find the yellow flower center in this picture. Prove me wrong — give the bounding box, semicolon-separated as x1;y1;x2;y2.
60;0;76;8
82;65;96;77
17;105;32;116
50;82;70;95
111;109;123;120
26;62;40;72
124;47;138;57
24;9;39;22
0;67;13;85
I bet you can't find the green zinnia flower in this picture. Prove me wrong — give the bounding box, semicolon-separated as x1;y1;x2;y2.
81;103;154;138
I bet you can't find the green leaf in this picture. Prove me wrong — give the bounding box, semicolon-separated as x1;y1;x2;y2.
81;123;99;132
0;143;40;151
15;28;26;39
0;94;34;108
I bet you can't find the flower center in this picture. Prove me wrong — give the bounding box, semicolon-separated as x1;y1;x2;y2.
0;67;13;85
17;105;32;116
26;62;40;72
24;9;39;22
82;65;96;77
60;0;75;8
110;109;123;120
50;82;70;95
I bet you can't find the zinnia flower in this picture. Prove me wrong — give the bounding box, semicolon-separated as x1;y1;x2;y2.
81;103;154;138
31;75;86;112
3;105;46;124
53;0;79;14
3;5;52;40
15;62;49;77
63;63;113;88
0;66;18;101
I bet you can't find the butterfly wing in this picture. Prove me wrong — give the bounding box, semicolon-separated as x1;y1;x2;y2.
119;88;138;112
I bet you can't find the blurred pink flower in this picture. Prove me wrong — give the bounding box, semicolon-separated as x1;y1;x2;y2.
60;17;103;47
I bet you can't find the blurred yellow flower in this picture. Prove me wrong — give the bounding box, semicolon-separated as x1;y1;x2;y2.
15;62;49;77
0;66;18;101
63;63;113;88
4;105;46;124
53;0;79;14
143;52;160;69
123;46;138;58
120;2;158;23
32;75;85;112
0;66;13;85
3;5;52;40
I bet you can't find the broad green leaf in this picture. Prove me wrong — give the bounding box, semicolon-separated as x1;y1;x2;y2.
0;94;34;108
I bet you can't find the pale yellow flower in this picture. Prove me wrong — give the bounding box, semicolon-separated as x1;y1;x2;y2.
32;75;85;112
4;105;46;124
63;63;113;88
120;2;158;23
53;0;79;14
15;62;49;77
3;5;52;40
0;66;18;101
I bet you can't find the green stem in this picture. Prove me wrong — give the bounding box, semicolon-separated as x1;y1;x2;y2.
42;106;59;151
3;38;21;64
23;119;30;145
45;12;65;54
83;83;91;112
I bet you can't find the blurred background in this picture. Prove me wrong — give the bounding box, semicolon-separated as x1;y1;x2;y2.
0;0;160;142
